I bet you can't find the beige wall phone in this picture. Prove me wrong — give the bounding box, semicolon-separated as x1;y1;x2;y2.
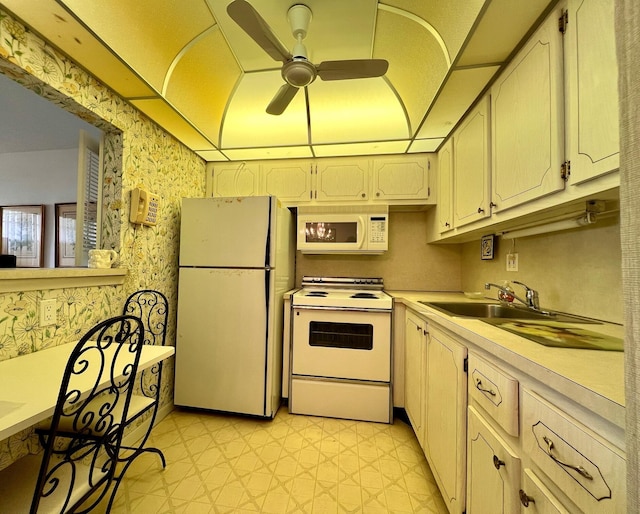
130;187;160;226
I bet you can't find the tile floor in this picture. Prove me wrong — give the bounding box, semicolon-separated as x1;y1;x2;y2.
101;407;448;513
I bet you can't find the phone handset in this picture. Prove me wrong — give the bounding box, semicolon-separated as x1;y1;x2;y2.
130;187;160;226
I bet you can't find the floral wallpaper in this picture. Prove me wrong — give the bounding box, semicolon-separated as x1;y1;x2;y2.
0;9;206;470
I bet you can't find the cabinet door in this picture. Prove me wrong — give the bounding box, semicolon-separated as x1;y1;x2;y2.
424;324;467;514
315;158;369;202
212;163;260;197
371;156;430;202
520;468;571;514
491;5;565;212
467;406;521;514
438;139;454;233
404;310;426;446
453;96;491;226
565;0;619;184
262;160;312;203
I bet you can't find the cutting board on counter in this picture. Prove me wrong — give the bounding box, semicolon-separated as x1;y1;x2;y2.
483;320;624;351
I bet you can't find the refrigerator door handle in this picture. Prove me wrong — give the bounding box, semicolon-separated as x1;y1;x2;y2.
264;199;273;267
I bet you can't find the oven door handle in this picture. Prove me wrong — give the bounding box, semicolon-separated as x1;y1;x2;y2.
293;305;392;313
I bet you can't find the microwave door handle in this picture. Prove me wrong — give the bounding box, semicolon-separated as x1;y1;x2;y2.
357;216;365;249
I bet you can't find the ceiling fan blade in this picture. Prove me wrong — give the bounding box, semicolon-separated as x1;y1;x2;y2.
317;59;389;81
266;83;299;115
227;0;292;63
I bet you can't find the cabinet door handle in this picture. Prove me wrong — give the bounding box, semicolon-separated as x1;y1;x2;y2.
475;379;496;396
490;202;497;208
444;222;450;227
542;436;593;479
477;207;485;214
493;455;505;470
519;489;535;507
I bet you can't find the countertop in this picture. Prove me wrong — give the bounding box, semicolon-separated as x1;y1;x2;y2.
387;291;625;429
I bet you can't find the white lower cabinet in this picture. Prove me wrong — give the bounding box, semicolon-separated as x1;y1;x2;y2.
404;310;427;447
522;389;626;513
467;405;521;514
401;313;626;514
520;468;571;514
423;323;467;514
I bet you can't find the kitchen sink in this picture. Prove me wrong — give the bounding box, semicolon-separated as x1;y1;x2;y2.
420;301;600;324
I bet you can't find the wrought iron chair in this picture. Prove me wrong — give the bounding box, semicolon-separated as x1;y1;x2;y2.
0;315;144;513
116;290;169;470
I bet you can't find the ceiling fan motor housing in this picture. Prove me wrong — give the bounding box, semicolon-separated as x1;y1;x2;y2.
282;57;317;87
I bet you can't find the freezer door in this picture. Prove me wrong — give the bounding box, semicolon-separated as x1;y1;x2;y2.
180;196;275;268
175;267;278;417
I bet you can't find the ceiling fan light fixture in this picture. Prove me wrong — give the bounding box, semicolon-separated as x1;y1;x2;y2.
283;58;317;87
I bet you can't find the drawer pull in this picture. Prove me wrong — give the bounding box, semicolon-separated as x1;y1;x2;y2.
543;436;593;480
475;379;496;396
519;489;535;507
493;455;505;470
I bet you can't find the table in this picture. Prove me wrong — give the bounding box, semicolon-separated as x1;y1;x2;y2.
0;342;175;441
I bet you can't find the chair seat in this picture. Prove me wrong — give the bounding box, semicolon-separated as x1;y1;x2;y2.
0;453;109;513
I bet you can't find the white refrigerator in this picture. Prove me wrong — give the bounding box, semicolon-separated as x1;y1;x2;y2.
174;196;294;418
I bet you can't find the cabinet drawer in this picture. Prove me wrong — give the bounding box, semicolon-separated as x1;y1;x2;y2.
522;390;626;513
520;468;571;514
468;354;519;436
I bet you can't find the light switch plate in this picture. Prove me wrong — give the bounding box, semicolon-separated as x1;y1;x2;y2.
506;253;519;272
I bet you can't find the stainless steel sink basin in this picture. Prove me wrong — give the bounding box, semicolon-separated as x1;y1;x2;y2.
420;301;599;324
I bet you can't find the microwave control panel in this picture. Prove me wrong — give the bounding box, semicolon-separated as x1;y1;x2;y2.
368;215;388;251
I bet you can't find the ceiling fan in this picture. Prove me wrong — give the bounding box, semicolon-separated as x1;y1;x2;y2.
227;0;389;115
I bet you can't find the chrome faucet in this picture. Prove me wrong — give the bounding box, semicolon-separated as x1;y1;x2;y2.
484;281;541;311
512;280;540;310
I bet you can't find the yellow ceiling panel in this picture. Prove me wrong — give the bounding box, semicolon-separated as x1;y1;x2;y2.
60;0;217;91
457;0;553;67
308;78;408;144
221;71;309;148
417;66;500;139
313;140;411;158
0;0;154;98
408;139;444;153
130;98;215;151
165;28;241;146
223;146;314;161
374;9;449;134
382;0;486;63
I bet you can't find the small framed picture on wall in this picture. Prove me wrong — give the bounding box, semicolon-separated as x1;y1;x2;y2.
481;234;494;260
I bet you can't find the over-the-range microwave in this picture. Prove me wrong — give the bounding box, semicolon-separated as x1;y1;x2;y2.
296;206;388;254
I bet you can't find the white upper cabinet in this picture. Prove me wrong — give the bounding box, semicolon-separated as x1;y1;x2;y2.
211;154;433;206
315;159;369;202
491;4;566;212
565;0;619;184
209;162;260;197
371;156;431;202
453;96;491;226
262;160;313;203
438;139;454;233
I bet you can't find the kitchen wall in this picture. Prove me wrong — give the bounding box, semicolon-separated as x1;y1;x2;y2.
296;210;463;291
0;9;205;470
460;217;622;323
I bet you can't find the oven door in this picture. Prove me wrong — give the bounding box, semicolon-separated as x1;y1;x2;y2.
291;307;391;382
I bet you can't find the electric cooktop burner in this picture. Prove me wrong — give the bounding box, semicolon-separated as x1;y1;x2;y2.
350;292;378;299
305;291;328;297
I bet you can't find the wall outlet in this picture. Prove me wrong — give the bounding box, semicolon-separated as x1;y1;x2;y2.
40;298;57;326
506;252;519;272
